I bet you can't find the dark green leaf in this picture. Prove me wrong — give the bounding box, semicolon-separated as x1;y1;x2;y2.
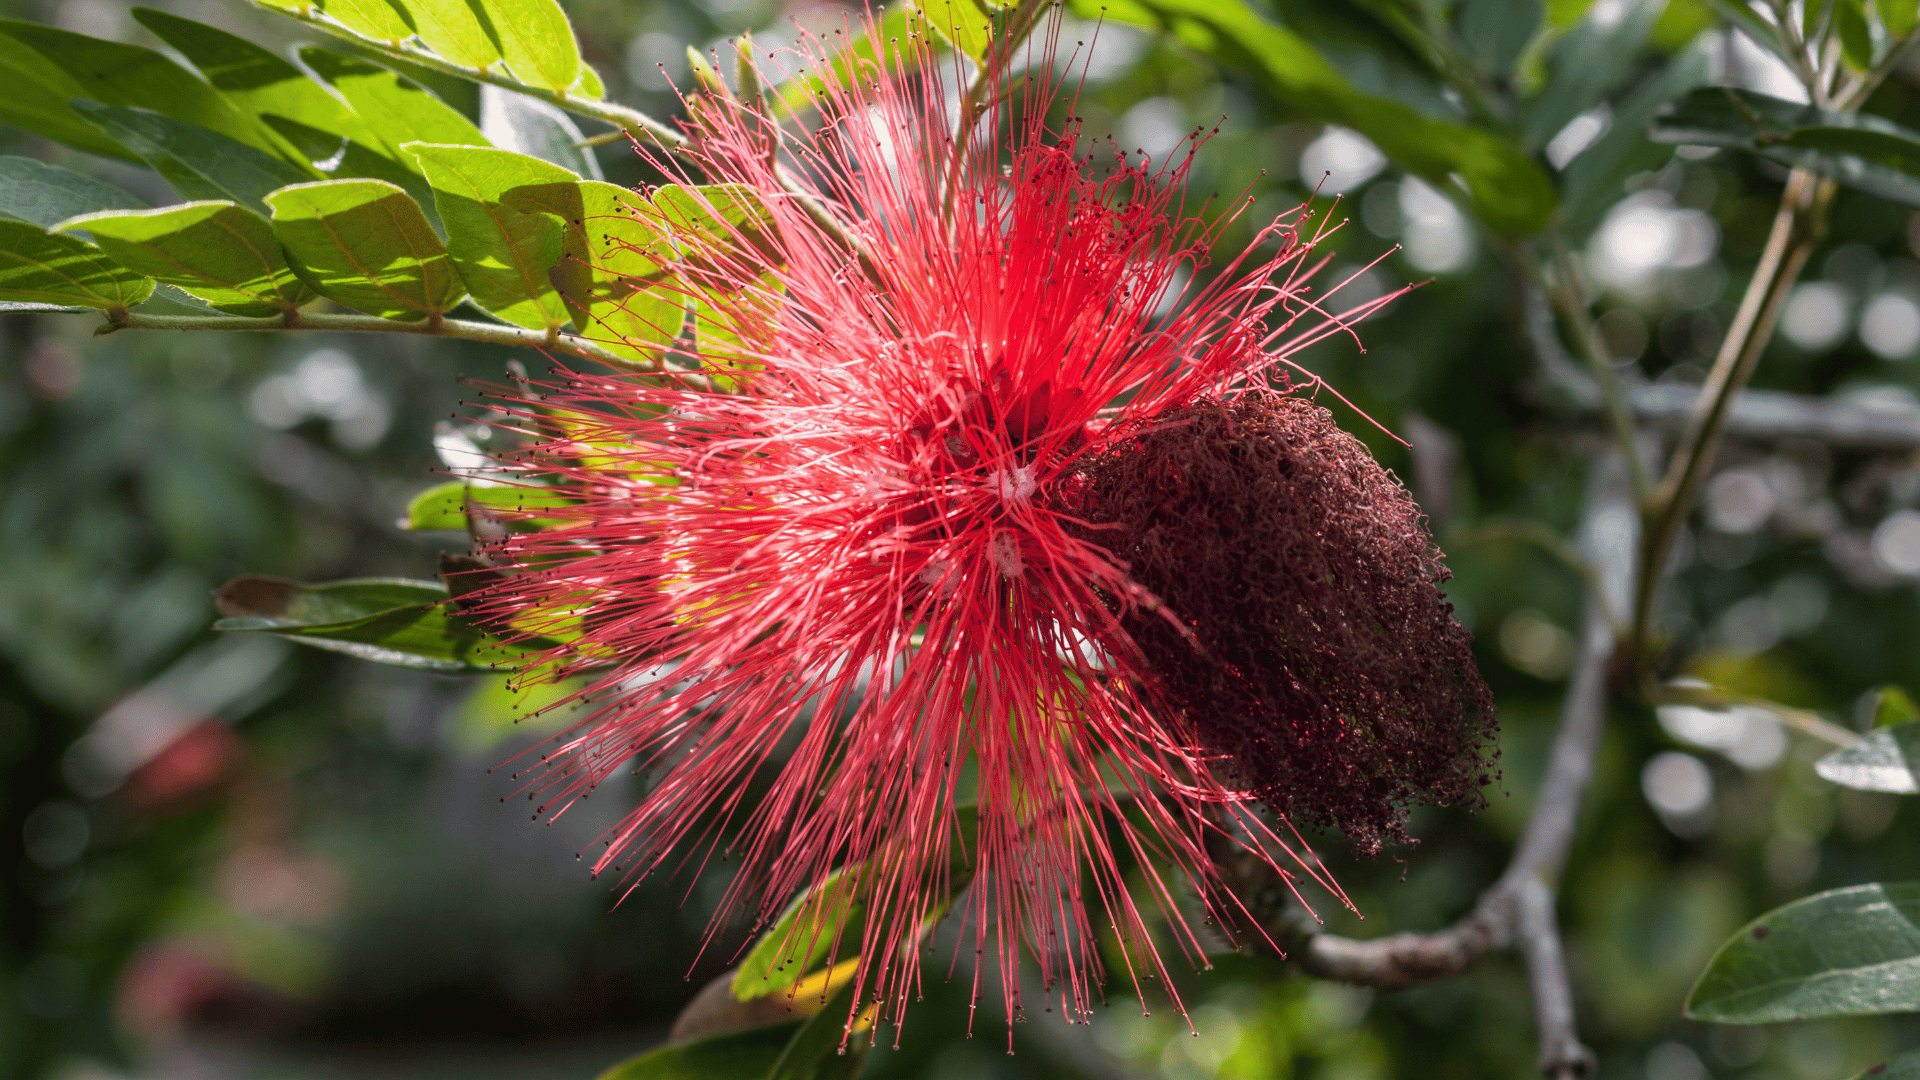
594;1024;800;1080
1521;0;1666;149
267;177;462;321
405;0;505;70
1560;41;1711;228
404;479;572;529
1814;719;1920;794
133;10;375;170
0;156;143;229
1845;1050;1920;1080
0;20;288;162
1459;0;1543;75
0;31;141;161
478;0;581;92
1651;87;1920;206
1686;881;1920;1023
71;102;313;213
1089;0;1555;237
0;218;153;310
763;977;863;1080
54;201;311;316
211;575;530;674
408;142;574;329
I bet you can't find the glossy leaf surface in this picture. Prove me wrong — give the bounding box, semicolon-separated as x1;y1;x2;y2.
1687;882;1920;1023
0;156;144;229
1815;720;1920;794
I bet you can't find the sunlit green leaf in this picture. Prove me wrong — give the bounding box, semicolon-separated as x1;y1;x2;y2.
0;156;143;229
408;142;574;329
1814;719;1920;794
502;178;683;365
0;218;154;311
322;0;414;44
1686;881;1920;1022
72;102;313;214
131;14;448;230
54;202;311;316
478;0;580;92
405;0;505;70
302;48;488;151
1885;0;1920;36
267;177;462;320
403;478;573;530
914;0;994;61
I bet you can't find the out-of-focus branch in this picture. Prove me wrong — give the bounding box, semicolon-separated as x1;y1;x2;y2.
1527;288;1920;451
1634;167;1834;660
1264;455;1631;1078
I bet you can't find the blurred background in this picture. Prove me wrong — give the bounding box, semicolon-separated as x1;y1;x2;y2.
6;0;1920;1077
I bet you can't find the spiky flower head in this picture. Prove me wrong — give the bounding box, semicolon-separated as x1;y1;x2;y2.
465;11;1487;1036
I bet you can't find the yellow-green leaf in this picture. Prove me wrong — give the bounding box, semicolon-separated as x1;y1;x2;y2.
404;0;505;70
0;218;154;311
408;143;575;329
322;0;414;44
478;0;580;92
267;177;462;320
54;201;311;316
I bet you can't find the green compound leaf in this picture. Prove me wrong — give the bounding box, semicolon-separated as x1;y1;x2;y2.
54;202;312;316
267;178;463;321
211;574;536;674
594;1024;800;1080
502;178;684;365
1651;86;1920;207
72;102;313;214
0;218;154;311
132;10;410;185
1815;718;1920;794
301;48;489;153
1084;0;1555;238
0;156;144;229
914;0;996;62
408;142;575;330
1686;881;1920;1023
322;0;414;45
0;19;289;163
405;0;505;71
403;479;573;530
478;0;581;93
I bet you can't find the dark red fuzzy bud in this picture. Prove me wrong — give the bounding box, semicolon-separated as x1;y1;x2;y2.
1079;395;1498;855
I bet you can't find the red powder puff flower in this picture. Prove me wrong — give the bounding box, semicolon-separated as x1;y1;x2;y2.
468;13;1474;1039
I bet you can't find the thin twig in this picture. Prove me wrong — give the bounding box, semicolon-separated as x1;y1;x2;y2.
1534;238;1653;505
1632;167;1833;661
102;309;703;381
